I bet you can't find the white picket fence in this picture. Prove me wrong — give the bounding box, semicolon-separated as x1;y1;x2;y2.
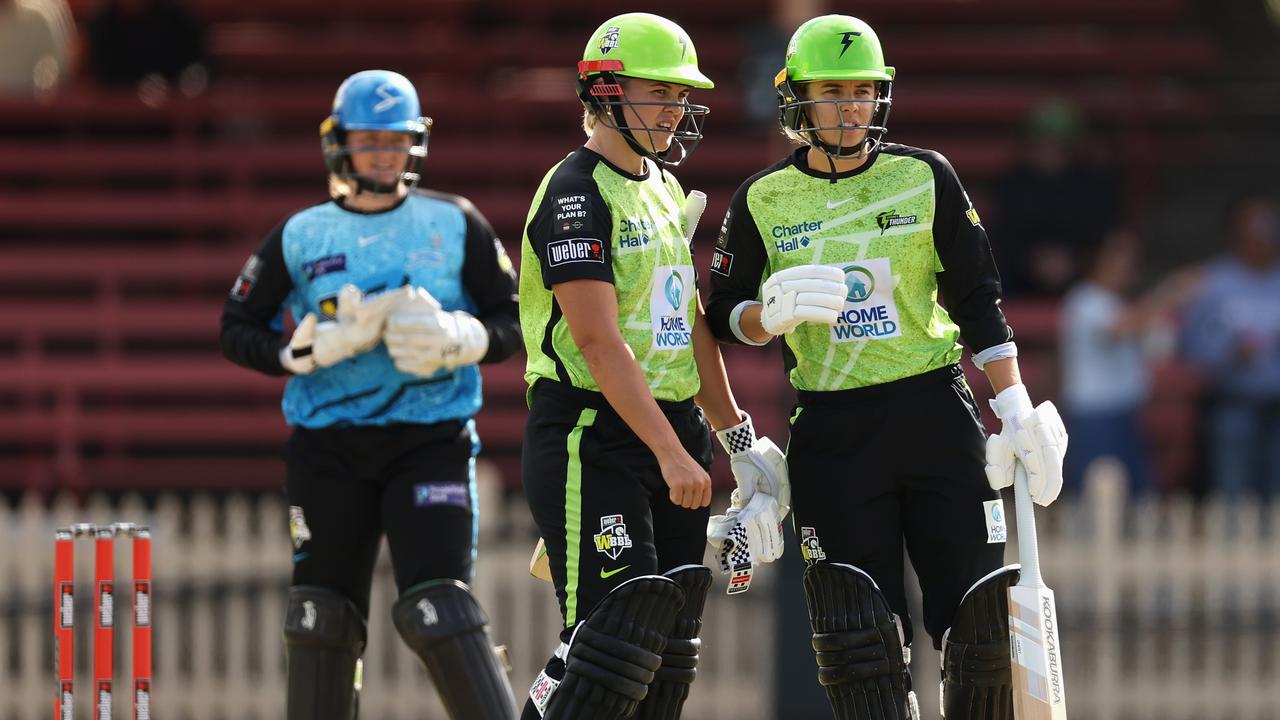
2;459;1279;720
0;462;772;720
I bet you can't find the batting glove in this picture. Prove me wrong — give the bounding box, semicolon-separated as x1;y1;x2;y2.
985;384;1069;506
760;264;846;336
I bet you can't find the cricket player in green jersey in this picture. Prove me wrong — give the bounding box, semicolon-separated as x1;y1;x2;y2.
705;15;1070;720
518;13;788;720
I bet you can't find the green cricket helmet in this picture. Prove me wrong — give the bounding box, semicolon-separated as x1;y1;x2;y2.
776;15;895;159
577;13;714;167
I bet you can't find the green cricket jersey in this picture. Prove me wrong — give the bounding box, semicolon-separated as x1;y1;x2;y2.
520;147;700;402
706;144;1012;391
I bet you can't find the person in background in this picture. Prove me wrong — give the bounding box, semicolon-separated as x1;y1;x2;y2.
991;98;1120;298
0;0;73;99
87;0;210;98
1183;194;1280;503
220;70;521;719
1059;229;1199;498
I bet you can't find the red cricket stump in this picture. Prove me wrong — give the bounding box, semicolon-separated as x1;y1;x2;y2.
95;527;115;720
133;529;153;720
53;523;152;720
54;530;74;720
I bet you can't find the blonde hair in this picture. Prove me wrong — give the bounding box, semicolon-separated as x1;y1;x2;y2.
581;76;632;137
328;174;355;199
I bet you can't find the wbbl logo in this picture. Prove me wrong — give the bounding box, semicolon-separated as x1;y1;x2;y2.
799;527;826;564
593;515;632;560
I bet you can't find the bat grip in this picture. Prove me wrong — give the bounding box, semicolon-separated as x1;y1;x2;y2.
1013;462;1043;587
683;190;707;245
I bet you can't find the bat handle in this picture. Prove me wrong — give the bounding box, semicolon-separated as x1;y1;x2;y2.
683;190;707;245
1013;461;1043;587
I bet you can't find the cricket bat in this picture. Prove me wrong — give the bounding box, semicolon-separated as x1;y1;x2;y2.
1009;462;1068;719
529;537;552;583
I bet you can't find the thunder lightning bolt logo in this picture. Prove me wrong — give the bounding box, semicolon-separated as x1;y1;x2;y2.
838;31;862;58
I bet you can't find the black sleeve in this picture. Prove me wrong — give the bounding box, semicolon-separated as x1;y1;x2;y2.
525;166;614;288
706;177;770;344
930;152;1013;353
219;222;293;375
455;196;522;364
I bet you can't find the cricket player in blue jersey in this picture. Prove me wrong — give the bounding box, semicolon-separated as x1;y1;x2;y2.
220;69;520;719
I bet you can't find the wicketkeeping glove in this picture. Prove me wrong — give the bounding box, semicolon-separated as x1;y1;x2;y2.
760;264;847;336
984;383;1069;506
384;286;490;377
280;284;408;374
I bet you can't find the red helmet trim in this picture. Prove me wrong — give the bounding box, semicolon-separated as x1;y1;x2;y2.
577;59;625;79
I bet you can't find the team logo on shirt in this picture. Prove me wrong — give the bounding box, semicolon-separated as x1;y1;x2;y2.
651;265;694;349
546;238;604;267
831;257;902;342
594;514;632;560
316;293;339;319
874;210;918;234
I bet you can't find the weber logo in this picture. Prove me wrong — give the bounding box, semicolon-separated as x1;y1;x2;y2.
547;238;604;267
710;248;734;276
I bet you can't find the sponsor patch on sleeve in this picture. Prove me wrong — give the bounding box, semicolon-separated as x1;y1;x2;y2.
229;276;253;301
239;254;262;282
715;209;731;248
553;193;593;236
546;238;605;267
710;248;734;276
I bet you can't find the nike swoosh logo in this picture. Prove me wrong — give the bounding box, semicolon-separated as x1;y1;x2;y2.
826;197;856;210
599;565;630;579
357;235;381;246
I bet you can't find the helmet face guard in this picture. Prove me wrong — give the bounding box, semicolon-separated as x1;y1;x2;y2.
776;15;895;162
776;74;892;159
320;70;433;195
578;60;708;168
321;118;431;194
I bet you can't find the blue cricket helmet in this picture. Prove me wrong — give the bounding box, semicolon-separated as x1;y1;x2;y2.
320;70;432;194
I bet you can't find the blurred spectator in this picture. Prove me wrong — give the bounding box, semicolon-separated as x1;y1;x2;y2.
87;0;209;100
992;98;1120;298
1060;230;1198;498
1182;195;1280;502
0;0;74;99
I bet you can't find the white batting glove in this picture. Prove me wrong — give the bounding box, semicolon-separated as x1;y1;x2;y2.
985;384;1069;506
715;414;791;512
760;264;847;336
384;287;490;377
707;489;785;594
280;284;407;374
